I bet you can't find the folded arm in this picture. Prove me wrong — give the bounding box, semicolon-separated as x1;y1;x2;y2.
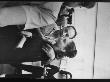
0;2;62;28
0;6;26;27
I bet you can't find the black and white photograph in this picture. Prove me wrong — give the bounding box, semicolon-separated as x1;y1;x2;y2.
0;1;108;79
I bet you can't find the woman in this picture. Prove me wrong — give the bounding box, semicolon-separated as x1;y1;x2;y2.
43;40;77;79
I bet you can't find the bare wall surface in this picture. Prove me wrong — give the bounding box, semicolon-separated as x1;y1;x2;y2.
66;4;97;79
94;2;110;79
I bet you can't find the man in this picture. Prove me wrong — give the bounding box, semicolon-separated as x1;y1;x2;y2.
0;1;95;65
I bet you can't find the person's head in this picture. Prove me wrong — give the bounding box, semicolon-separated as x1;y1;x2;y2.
63;2;96;9
79;2;96;9
53;38;77;59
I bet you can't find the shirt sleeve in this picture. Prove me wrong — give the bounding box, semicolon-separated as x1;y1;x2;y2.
21;2;63;30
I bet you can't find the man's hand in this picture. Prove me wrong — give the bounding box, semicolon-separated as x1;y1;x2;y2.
21;31;32;38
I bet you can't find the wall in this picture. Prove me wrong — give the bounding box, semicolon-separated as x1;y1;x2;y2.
66;4;97;79
66;2;110;79
94;2;110;79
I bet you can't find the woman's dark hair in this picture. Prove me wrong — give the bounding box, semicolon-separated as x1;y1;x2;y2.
41;39;55;62
64;41;77;58
55;41;77;59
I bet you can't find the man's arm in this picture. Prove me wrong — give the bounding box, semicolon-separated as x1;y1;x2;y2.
0;2;62;28
0;6;26;27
